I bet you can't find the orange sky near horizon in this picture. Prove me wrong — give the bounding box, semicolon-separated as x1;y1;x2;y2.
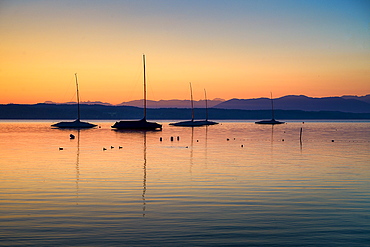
0;0;369;104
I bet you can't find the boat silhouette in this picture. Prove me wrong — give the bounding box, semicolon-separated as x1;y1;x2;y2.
51;74;97;129
170;84;218;127
255;93;284;125
111;55;162;130
196;89;218;126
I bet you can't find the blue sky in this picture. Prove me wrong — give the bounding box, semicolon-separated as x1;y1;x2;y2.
0;0;369;104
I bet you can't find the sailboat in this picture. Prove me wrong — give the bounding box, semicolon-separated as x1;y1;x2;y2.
195;89;218;126
255;92;284;125
51;74;97;129
111;55;162;130
170;84;217;127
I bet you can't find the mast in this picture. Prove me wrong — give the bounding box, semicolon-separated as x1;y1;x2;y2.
204;89;208;121
270;92;275;120
190;82;194;121
75;73;80;121
143;54;147;120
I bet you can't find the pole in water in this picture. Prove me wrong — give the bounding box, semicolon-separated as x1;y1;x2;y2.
300;127;303;143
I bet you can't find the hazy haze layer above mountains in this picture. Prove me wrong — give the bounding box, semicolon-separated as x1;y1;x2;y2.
53;95;370;113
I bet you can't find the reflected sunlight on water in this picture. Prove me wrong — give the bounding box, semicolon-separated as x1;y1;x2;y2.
0;121;369;246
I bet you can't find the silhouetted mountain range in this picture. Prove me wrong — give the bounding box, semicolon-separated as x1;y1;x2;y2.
118;98;225;108
1;94;368;120
42;95;370;113
214;95;370;113
1;103;369;120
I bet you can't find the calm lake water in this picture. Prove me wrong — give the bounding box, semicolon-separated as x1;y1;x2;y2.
0;120;369;246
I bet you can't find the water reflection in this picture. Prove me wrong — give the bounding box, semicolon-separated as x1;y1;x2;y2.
142;131;147;217
55;128;83;204
112;129;149;217
75;130;80;204
270;124;274;144
300;126;303;151
204;126;209;167
269;125;274;164
190;127;194;170
1;121;369;246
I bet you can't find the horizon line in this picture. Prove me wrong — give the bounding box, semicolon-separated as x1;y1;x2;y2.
2;93;368;106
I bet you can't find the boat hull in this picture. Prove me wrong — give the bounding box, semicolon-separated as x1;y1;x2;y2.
170;120;218;127
255;119;284;125
51;119;97;128
111;119;162;130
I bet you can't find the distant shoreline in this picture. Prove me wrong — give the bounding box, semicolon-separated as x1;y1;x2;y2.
1;120;369;123
0;104;369;120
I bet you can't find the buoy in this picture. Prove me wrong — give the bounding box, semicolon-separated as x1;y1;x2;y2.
282;139;284;142
177;136;180;141
59;147;63;150
103;147;107;151
70;134;75;139
170;137;174;141
111;146;114;149
241;145;244;147
197;140;199;142
119;146;123;149
227;138;229;141
160;137;163;141
331;140;334;142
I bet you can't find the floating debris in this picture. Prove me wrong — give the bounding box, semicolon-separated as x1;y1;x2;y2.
103;147;107;151
59;147;63;150
70;134;75;139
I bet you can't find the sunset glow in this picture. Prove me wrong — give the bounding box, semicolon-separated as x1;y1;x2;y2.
0;0;369;104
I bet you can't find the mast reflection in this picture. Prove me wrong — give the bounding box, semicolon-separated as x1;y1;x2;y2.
204;125;209;166
75;130;80;204
190;127;194;163
271;125;274;145
142;131;147;217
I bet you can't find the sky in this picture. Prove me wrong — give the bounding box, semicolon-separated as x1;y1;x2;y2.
0;0;369;104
